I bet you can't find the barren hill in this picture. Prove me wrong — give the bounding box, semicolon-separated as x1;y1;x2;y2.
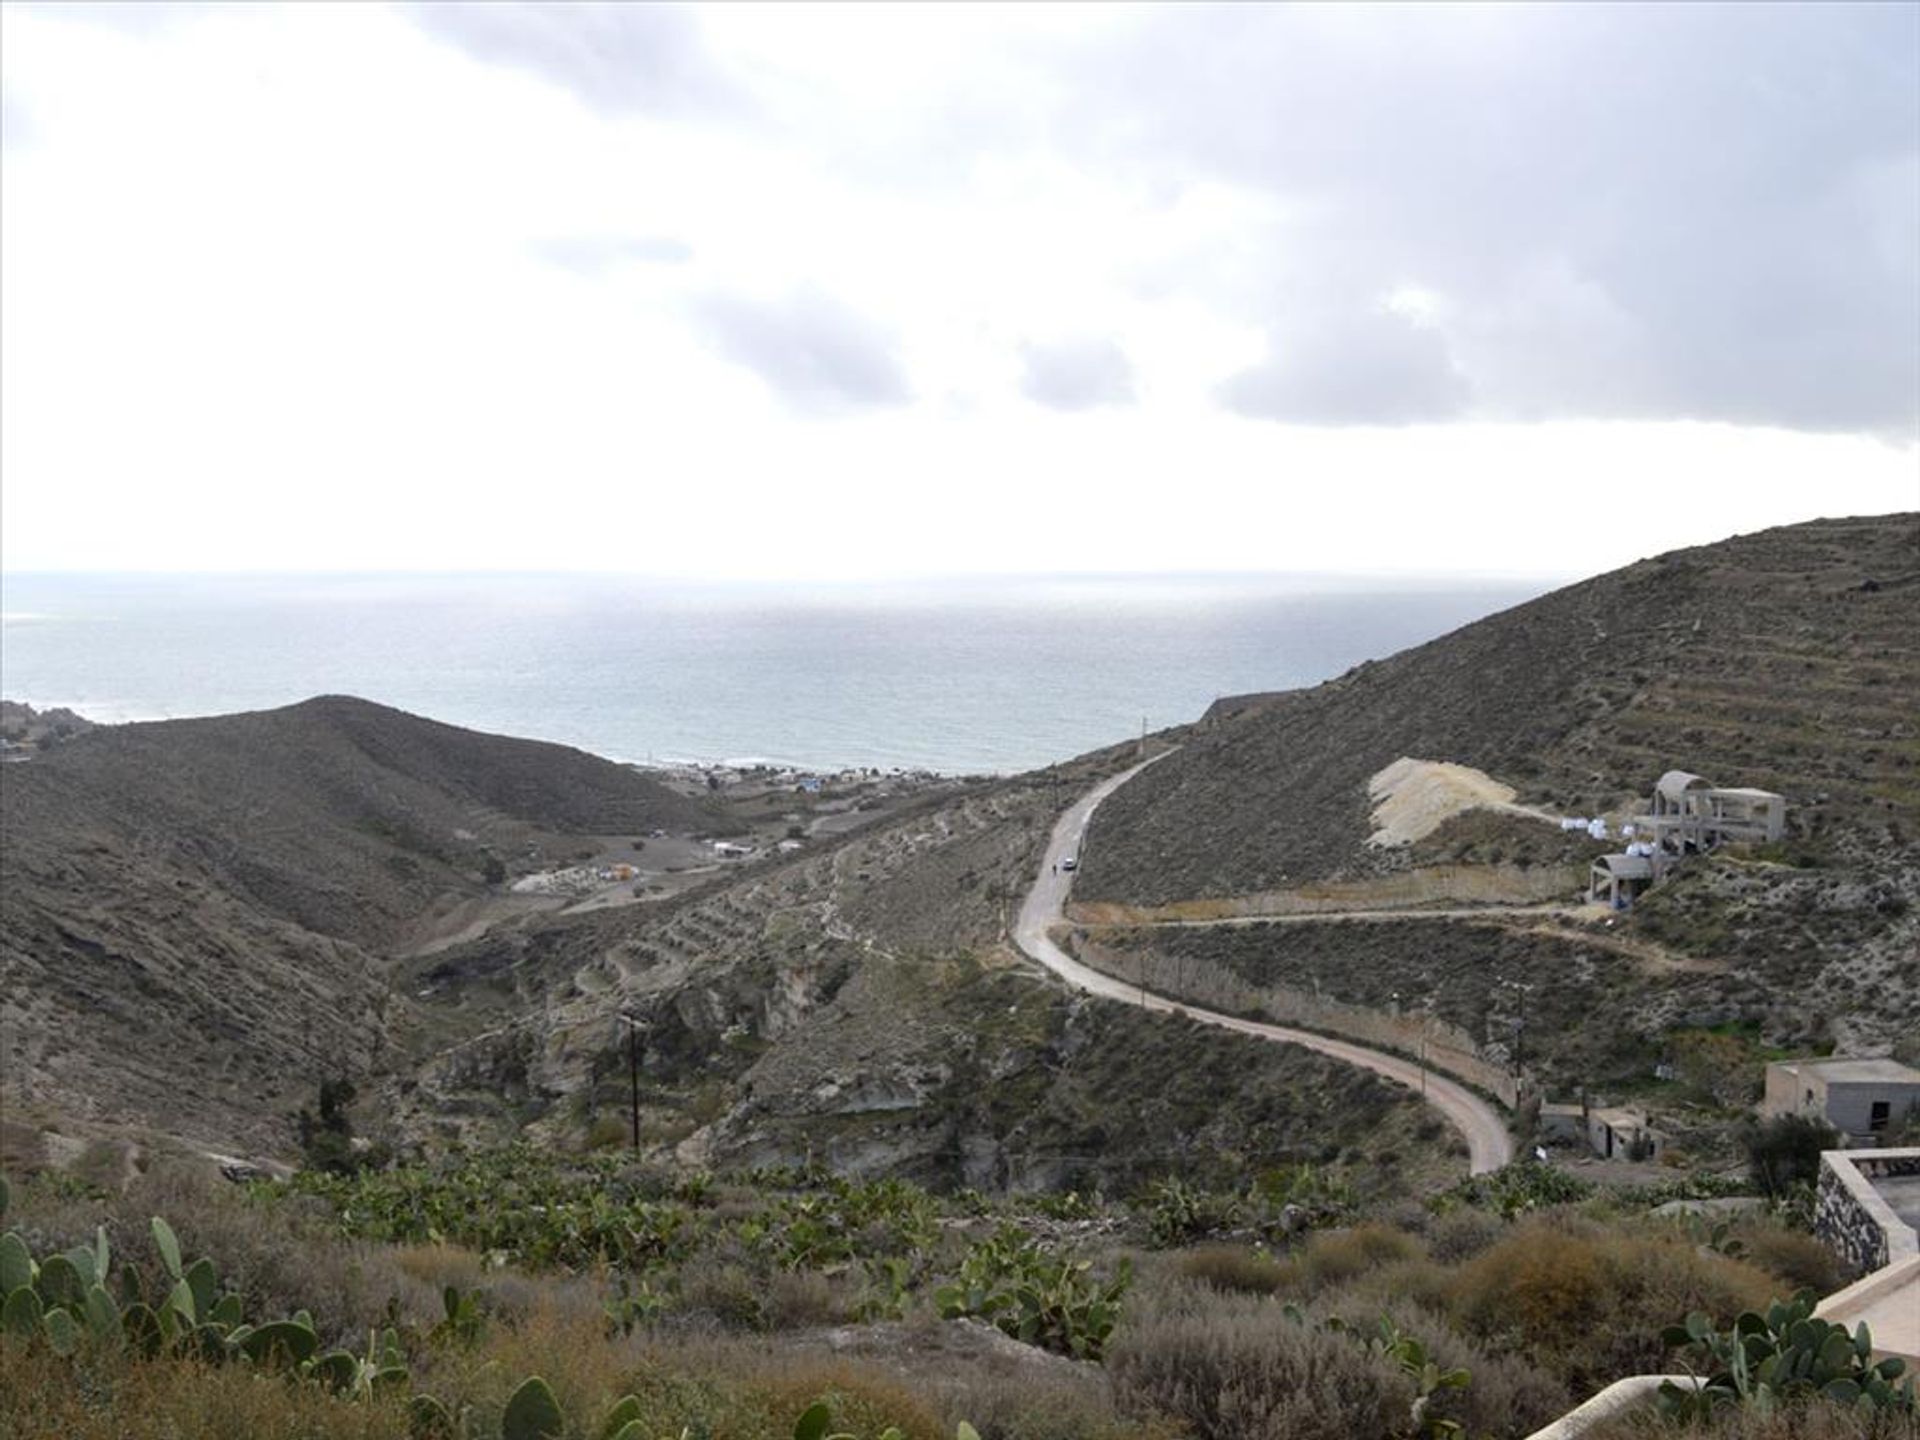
1077;513;1919;906
0;697;720;1147
1067;514;1919;1080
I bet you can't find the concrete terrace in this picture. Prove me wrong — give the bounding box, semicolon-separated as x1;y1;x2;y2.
1813;1147;1920;1366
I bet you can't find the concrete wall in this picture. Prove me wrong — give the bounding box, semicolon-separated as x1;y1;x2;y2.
1824;1081;1920;1142
1589;1113;1660;1161
1762;1065;1920;1141
1066;861;1586;925
1762;1063;1815;1118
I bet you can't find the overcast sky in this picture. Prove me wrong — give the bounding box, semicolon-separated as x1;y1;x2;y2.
2;1;1915;580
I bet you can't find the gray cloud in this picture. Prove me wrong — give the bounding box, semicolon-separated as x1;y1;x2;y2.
405;1;742;117
532;234;693;275
1059;3;1919;436
1020;337;1135;411
693;291;911;414
1221;311;1471;427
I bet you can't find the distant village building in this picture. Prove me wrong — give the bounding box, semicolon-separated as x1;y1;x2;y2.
1588;768;1787;909
1764;1058;1920;1145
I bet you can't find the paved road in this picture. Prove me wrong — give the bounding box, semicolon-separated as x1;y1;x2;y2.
1013;753;1514;1175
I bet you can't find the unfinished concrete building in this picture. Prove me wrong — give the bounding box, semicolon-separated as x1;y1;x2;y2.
1635;770;1787;853
1590;769;1787;908
1588;852;1660;908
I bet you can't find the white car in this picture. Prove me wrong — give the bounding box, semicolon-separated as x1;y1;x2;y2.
1060;856;1077;872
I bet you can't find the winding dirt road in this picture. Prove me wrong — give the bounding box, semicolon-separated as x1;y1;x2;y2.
1013;753;1514;1175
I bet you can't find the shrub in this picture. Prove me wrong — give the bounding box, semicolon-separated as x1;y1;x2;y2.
677;1258;766;1330
1742;1114;1839;1197
1424;1208;1506;1265
1172;1245;1289;1296
1732;1224;1845;1295
1111;1294;1417;1440
1452;1225;1606;1336
1448;1219;1778;1391
1296;1224;1423;1294
1352;1306;1571;1439
763;1268;848;1330
585;1114;631;1151
119;1165;442;1345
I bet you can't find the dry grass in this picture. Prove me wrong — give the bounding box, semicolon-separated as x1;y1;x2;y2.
2;1323;961;1440
389;1243;489;1292
1;1341;413;1440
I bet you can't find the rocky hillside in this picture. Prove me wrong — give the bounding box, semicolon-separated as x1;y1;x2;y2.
0;697;722;1149
1070;513;1919;1071
1078;514;1919;904
3;696;719;942
384;746;1456;1196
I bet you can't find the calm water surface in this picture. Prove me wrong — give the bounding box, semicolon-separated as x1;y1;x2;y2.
1;573;1553;774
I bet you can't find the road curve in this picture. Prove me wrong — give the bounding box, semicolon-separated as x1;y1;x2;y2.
1013;753;1514;1175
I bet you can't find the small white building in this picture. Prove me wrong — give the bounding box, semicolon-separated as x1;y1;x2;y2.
1764;1058;1920;1144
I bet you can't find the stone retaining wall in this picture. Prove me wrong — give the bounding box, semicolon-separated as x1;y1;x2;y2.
1073;933;1523;1109
1815;1148;1920;1274
1067;862;1584;925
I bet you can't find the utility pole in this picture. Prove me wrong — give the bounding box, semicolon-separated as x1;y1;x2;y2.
1419;997;1431;1098
622;1013;643;1154
1513;982;1531;1072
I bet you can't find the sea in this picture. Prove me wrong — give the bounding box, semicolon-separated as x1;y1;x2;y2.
0;572;1554;775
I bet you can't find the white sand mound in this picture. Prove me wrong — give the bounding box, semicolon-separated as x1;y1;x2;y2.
1366;757;1555;848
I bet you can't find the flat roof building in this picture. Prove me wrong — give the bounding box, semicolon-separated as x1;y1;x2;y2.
1765;1058;1920;1145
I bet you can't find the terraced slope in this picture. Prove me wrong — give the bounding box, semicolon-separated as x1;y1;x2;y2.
1071;514;1919;1070
392;756;1459;1194
1078;514;1919;904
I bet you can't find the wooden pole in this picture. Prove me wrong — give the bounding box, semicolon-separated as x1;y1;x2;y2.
627;1017;641;1153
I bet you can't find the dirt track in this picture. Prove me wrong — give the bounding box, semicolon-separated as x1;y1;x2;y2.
1013;753;1515;1176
